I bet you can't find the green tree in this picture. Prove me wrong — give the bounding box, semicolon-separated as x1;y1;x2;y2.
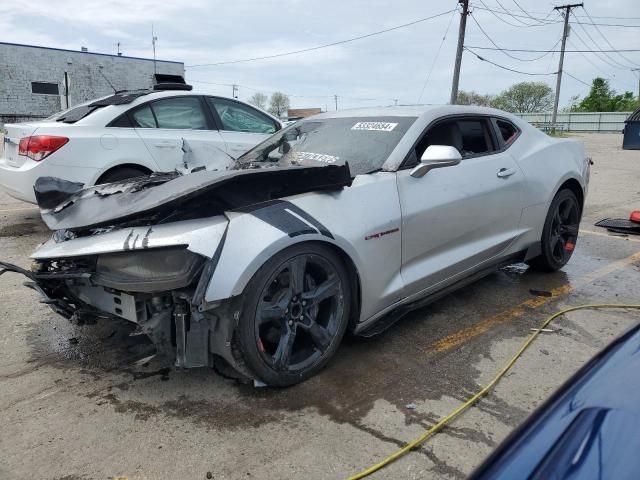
572;77;638;112
456;90;495;107
268;92;290;117
491;82;554;113
248;92;268;110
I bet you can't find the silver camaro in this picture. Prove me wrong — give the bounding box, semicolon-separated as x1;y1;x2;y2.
1;105;590;386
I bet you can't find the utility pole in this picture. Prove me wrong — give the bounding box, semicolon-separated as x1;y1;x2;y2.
151;24;158;75
232;84;238;99
334;94;338;111
551;3;583;131
450;0;469;105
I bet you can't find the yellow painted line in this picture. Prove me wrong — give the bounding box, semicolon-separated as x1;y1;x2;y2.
580;228;640;243
0;206;39;213
432;251;640;353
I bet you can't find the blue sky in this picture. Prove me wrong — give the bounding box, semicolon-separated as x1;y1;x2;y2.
2;0;639;109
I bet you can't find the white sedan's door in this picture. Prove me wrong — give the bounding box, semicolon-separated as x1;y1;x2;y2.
131;96;229;172
397;117;525;298
206;97;279;158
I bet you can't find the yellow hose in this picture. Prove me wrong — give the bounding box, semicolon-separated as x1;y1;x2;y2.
348;303;640;480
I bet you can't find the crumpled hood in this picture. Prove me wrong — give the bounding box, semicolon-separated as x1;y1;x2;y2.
34;163;352;232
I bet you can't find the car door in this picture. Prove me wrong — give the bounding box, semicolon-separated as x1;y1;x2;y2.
130;96;230;172
396;116;525;298
206;97;279;158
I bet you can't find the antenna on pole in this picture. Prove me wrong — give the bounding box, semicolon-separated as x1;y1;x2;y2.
152;24;158;75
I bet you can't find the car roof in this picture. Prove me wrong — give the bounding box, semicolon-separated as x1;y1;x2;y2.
57;89;281;126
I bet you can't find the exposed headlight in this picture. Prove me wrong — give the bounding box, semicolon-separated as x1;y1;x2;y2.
93;248;205;293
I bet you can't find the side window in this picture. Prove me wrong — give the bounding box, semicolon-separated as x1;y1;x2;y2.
495;119;519;146
109;114;133;128
151;97;208;130
208;98;277;134
414;118;496;161
131;105;157;128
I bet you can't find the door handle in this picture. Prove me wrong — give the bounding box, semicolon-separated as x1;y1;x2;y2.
154;142;176;149
497;167;516;178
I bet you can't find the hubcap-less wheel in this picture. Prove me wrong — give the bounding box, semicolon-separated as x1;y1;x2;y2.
255;254;344;373
548;195;580;264
528;188;581;272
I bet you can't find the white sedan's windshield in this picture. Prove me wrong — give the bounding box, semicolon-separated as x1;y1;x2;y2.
237;116;416;176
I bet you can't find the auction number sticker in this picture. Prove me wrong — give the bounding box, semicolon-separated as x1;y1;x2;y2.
290;151;338;164
351;122;398;132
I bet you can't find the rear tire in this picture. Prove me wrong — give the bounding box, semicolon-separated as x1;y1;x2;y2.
235;243;351;387
527;189;581;272
96;166;150;184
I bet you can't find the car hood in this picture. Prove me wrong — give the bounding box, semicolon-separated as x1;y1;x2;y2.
34;163;352;232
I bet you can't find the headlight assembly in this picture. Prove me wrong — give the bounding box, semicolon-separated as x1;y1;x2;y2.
93;248;205;293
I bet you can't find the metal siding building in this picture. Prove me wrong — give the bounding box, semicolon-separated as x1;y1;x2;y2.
0;42;184;124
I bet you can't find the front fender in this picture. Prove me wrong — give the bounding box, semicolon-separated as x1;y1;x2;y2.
203;201;362;304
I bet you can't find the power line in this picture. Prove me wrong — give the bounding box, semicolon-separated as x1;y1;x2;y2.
571;12;633;70
417;8;457;102
473;5;640;27
464;46;640;53
473;4;561;26
581;6;640;68
186;9;456;68
469;13;561;61
479;2;640;20
511;0;551;24
476;0;529;27
563;70;592;87
464;47;557;75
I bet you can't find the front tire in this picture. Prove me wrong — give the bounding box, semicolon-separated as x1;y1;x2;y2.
235;243;351;387
528;189;581;272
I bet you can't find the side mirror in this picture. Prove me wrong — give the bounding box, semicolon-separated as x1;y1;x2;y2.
410;145;462;178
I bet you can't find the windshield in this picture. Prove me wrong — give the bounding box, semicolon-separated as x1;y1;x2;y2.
236;116;416;176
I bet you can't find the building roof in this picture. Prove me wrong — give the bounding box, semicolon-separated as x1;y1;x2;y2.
0;41;182;65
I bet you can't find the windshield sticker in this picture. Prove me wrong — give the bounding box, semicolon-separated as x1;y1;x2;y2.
289;151;338;164
351;121;398;132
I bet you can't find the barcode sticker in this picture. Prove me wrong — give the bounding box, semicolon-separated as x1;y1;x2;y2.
351;122;398;132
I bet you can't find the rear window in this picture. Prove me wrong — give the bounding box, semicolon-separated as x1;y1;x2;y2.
496;119;519;146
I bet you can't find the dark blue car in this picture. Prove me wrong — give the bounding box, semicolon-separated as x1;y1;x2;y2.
471;322;640;480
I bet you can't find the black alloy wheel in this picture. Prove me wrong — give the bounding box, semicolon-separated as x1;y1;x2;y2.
236;244;351;386
528;189;581;272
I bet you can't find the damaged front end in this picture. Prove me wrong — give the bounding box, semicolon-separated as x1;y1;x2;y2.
3;162;351;379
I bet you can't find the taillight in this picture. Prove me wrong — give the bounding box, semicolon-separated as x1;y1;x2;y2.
18;136;69;161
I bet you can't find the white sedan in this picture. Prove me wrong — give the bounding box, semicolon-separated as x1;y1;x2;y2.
0;87;282;203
